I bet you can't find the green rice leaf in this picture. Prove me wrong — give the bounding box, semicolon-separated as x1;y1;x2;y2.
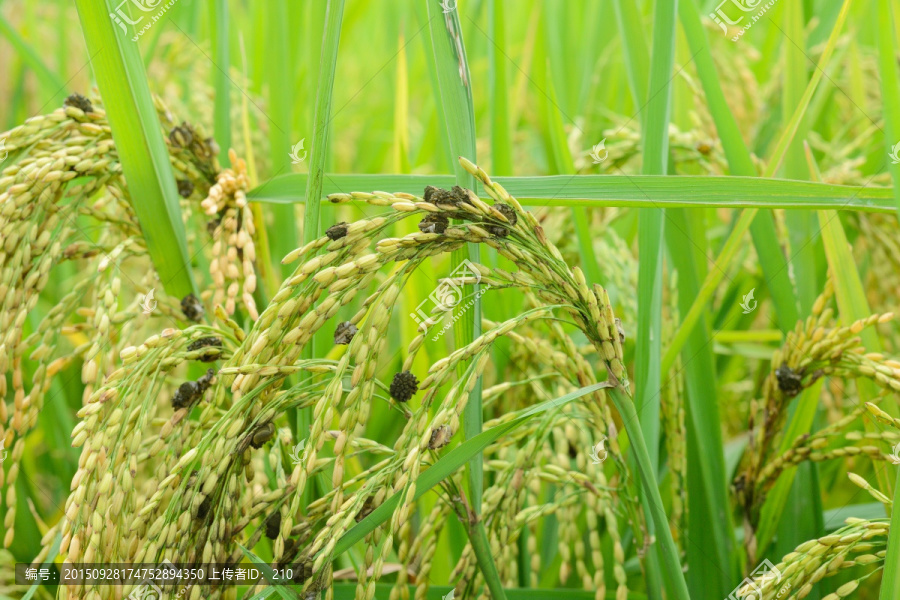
425;1;493;595
268;0;299;274
297;0;344;498
634;1;686;597
424;0;482;495
678;0;799;331
74;0;197;300
248;173;897;212
611;0;649;111
608;387;690;600
211;0;231;167
301;0;344;259
540;29;603;287
666;208;738;599
487;0;512;175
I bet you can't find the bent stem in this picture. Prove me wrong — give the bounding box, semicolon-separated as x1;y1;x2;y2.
609;386;690;600
467;517;507;600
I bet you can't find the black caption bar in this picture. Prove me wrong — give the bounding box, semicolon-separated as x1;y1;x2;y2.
15;562;303;587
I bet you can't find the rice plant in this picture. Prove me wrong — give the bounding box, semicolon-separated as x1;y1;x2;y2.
1;1;900;599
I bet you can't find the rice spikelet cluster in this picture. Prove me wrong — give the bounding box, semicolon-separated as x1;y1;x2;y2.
737;281;898;559
0;95;216;548
201;149;259;319
48;158;635;599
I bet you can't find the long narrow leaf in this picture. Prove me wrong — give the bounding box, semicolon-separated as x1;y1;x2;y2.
297;0;344;498
268;0;298;273
661;208;756;375
666;208;737;599
678;0;799;332
610;0;649;111
212;0;231;166
302;0;343;259
764;0;853;180
609;387;690;600
487;0;512;175
75;0;197;299
248;173;897;212
540;33;603;287
425;1;494;594
636;0;680;596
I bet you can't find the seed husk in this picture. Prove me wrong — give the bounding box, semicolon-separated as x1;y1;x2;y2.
355;496;376;522
776;364;803;397
424;186;461;208
169;122;195;147
181;293;205;322
333;321;358;345
326;222;349;241
615;318;626;343
171;368;215;410
428;425;453;450
418;214;449;234
249;422;276;449
187;337;224;362
493;203;517;226
451;185;473;204
177;179;195;198
187;337;223;352
63;93;94;113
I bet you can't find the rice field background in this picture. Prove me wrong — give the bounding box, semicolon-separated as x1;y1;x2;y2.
1;0;900;599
